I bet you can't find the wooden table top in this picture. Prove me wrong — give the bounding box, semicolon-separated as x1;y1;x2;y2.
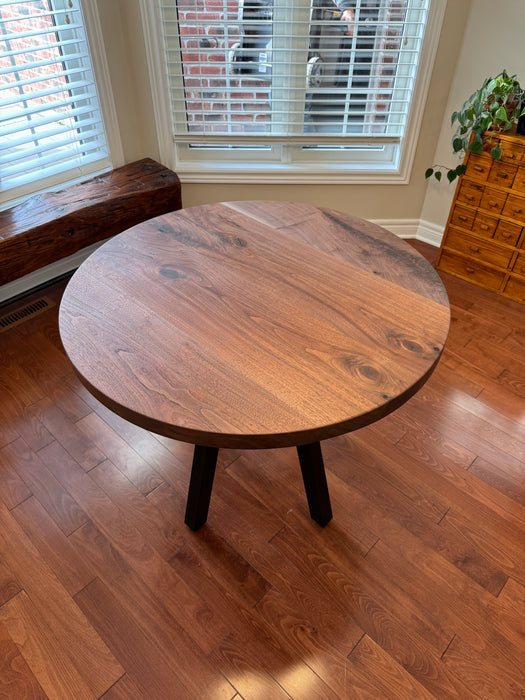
59;201;450;449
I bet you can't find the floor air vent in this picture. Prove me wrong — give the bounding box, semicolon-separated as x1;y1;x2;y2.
0;297;55;332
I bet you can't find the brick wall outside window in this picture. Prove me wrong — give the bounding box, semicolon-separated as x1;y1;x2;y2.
368;0;408;132
177;0;271;133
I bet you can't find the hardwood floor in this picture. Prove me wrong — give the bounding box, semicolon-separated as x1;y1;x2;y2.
0;240;524;699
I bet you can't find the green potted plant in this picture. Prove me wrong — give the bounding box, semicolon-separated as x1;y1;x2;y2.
426;70;525;183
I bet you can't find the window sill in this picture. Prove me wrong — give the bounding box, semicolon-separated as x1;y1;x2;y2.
173;162;409;185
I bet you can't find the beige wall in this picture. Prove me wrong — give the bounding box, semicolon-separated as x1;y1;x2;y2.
422;0;525;231
96;0;471;224
96;0;159;164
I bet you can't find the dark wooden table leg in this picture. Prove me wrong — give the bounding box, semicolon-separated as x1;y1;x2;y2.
184;445;219;530
297;442;333;526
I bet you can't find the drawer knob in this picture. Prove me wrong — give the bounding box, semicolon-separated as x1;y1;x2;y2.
497;172;508;178
480;224;489;230
501;232;511;238
473;165;484;172
488;200;498;206
458;215;467;221
466;267;475;273
469;246;481;253
465;195;474;201
512;207;522;213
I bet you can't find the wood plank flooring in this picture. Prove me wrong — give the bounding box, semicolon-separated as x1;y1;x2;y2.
0;240;524;699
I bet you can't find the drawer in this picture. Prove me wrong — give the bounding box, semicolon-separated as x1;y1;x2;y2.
487;161;517;188
457;181;484;207
512;251;525;277
479;187;507;214
493;219;522;246
471;212;498;238
513;165;525;194
502;193;525;221
465;154;491;182
444;229;513;268
503;275;525;303
438;250;505;290
483;136;525;162
450;204;475;230
500;140;524;162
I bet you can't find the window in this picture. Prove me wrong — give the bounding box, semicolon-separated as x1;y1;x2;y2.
0;0;115;204
143;0;444;182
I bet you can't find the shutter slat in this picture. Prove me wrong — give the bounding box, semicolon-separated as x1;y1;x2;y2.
2;79;95;108
0;51;89;77
0;104;100;139
1;37;80;59
0;119;103;164
1;21;84;42
2;133;107;177
0;95;100;136
4;151;109;193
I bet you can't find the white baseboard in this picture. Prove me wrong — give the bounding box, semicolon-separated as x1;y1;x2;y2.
1;217;445;305
371;218;421;240
414;219;445;247
372;218;444;246
0;239;108;305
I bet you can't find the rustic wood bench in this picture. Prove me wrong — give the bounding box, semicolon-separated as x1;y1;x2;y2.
0;158;182;286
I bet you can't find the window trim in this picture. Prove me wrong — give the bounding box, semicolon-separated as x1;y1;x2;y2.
80;0;123;168
140;0;446;184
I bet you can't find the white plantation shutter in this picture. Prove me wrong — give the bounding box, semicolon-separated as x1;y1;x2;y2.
158;0;430;148
0;0;110;201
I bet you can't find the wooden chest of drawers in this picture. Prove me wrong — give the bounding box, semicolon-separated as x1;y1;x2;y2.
436;129;525;305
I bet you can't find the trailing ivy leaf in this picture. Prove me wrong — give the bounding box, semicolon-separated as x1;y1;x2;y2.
457;164;467;176
491;145;502;160
495;105;509;122
468;130;483;153
451;111;458;125
461;93;474;111
447;170;457;183
468;139;483;153
425;168;434;179
434;171;442;182
452;137;463;152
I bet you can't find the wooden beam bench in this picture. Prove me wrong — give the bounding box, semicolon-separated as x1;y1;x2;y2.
0;158;182;286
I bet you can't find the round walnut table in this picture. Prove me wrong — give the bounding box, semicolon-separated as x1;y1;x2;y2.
59;201;450;530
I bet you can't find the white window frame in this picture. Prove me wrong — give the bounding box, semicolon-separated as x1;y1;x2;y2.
141;0;445;184
0;0;123;208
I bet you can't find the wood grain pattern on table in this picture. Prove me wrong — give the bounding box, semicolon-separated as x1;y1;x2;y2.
59;201;450;448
